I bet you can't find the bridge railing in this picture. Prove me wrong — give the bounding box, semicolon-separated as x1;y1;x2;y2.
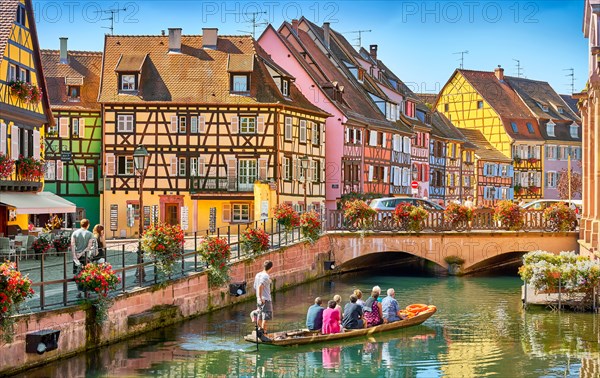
325;209;558;232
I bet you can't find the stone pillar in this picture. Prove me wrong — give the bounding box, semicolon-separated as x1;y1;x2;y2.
593;89;600;249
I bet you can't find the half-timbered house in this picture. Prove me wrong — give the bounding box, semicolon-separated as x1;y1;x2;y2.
0;0;69;236
41;39;103;226
458;128;513;207
98;28;328;236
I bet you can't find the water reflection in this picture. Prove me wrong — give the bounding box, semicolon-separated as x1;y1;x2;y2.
14;273;600;378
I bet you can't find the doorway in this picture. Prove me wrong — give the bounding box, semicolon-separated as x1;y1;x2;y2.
165;204;178;226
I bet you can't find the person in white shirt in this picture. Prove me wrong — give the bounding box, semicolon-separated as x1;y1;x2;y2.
253;260;274;333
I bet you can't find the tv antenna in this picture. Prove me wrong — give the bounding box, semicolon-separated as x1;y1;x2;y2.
235;11;268;38
342;30;372;48
564;68;575;94
454;50;469;69
97;7;127;35
513;59;523;78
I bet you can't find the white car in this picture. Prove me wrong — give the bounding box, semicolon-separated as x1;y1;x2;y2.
522;199;582;221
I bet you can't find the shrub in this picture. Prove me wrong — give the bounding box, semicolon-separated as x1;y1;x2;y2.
444;255;466;265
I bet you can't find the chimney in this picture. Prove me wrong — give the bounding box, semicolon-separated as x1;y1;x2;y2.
370;45;378;60
202;28;218;49
291;19;299;34
494;65;504;81
168;28;182;53
59;37;68;64
323;22;330;49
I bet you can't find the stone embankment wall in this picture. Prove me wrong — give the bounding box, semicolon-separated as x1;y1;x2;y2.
0;237;331;376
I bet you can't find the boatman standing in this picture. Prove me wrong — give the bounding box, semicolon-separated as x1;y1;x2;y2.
253;260;274;334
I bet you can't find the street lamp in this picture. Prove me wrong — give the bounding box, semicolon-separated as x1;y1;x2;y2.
300;155;309;212
133;145;150;283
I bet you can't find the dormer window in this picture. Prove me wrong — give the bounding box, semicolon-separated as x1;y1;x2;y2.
282;79;289;97
526;122;534;134
15;4;26;26
570;123;579;138
231;74;249;93
557;106;564;114
511;122;519;134
120;74;137;91
67;85;81;101
546;121;555;137
358;68;365;82
537;102;549;112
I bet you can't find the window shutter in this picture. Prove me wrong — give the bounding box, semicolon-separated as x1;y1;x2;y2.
58;118;68;138
198;157;205;176
345;128;350;143
368;165;373;181
286;117;293;140
79;118;86;138
170;156;178;175
105;153;115;176
0;123;6;155
10;125;19;160
57;160;63;181
257;116;265;133
300;120;307;142
492;164;498;177
535;146;541;159
33;129;40;159
170;116;178;133
227;158;237;190
508;165;514;177
222;203;231;223
190;116;198;133
258;158;268;180
369;131;377;146
79;166;86;181
382;132;387;148
383;166;388;183
199;116;206;133
404;137;411;153
230;116;239;133
44;161;55;180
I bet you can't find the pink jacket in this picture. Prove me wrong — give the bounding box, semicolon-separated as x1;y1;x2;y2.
322;308;341;334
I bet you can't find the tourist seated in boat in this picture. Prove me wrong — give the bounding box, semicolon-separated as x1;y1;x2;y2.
363;286;384;327
354;289;366;307
381;288;406;323
306;297;325;331
342;294;366;330
333;294;343;319
322;300;341;334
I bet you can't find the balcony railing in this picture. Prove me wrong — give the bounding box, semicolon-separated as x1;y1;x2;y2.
190;177;254;193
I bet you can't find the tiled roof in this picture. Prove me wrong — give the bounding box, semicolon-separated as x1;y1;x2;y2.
115;54;147;72
0;0;19;65
457;128;512;162
430;111;467;142
97;33;327;115
538;120;581;142
560;94;580;117
41;49;103;110
505;76;581;123
416;93;438;106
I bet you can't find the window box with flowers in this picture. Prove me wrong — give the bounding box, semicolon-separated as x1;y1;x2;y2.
273;203;300;232
0;153;14;180
8;81;42;104
527;158;540;165
141;223;185;278
493;200;524;231
543;203;577;232
513;157;522;164
198;237;231;287
240;227;269;258
300;210;322;244
15;156;44;181
528;186;541;194
74;262;120;324
0;262;34;343
343;199;376;232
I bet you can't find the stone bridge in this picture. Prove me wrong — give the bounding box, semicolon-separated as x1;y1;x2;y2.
327;231;580;274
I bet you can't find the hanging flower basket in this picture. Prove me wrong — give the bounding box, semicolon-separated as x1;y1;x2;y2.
343;200;376;231
300;210;322;244
444;203;473;229
393;202;429;232
141;223;185;278
273;204;300;232
198;237;231;287
493;200;524;231
0;153;14;180
74;263;120;324
0;262;34;343
8;81;42;104
240;227;269;257
543;203;577;231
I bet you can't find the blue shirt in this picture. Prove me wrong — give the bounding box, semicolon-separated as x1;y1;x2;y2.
306;304;325;330
381;296;401;322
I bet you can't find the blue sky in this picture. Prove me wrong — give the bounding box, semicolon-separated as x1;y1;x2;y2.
33;0;587;95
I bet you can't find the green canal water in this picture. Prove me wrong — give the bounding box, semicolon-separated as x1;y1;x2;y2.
14;271;600;377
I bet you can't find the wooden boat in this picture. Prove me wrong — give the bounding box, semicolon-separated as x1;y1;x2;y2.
244;305;436;347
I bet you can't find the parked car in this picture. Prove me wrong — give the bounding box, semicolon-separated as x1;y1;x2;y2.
522;199;582;222
369;197;445;211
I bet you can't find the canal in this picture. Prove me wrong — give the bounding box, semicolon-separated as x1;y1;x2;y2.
13;268;600;377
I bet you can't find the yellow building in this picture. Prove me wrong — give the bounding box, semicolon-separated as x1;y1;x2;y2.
436;67;544;201
0;0;69;236
97;28;328;237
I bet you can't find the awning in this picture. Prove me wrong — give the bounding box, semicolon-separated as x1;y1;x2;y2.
0;192;77;214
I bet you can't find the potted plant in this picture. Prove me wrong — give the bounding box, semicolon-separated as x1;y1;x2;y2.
300;210;322;244
0;153;14;180
543;203;577;231
343;199;376;231
443;203;473;230
527;157;539;164
52;234;70;253
493;200;524;231
43;215;63;233
74;262;120;324
0;262;34;343
393;202;413;230
407;206;429;233
273;204;300;232
514;184;522;195
32;236;52;257
513;157;522;164
240;227;270;257
141;223;185;277
8;81;42;104
15;155;44;181
444;255;466;275
197;236;231;287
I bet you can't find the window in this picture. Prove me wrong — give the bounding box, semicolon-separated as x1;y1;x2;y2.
47;123;57;136
546;171;558;188
240;117;256;133
179;116;187;133
8;64;17;82
19;67;27;82
72;118;80;137
190;157;198;176
16;5;26;26
231;74;249;92
117;156;134;175
232;204;250;222
117;114;134;132
285;117;292;140
526;122;534;134
282;79;289;96
67;85;81;101
510;122;518;133
238;159;257;190
178;157;186;176
120;74;136;91
546;145;557;160
546;122;555;137
477;100;483;109
538;102;549;112
570;124;579;138
444;103;449;112
557;106;564;114
311;160;320;182
299;120;307;143
87;167;94;181
44;161;56;180
501;165;509;177
283;156;291;180
312;123;320;145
